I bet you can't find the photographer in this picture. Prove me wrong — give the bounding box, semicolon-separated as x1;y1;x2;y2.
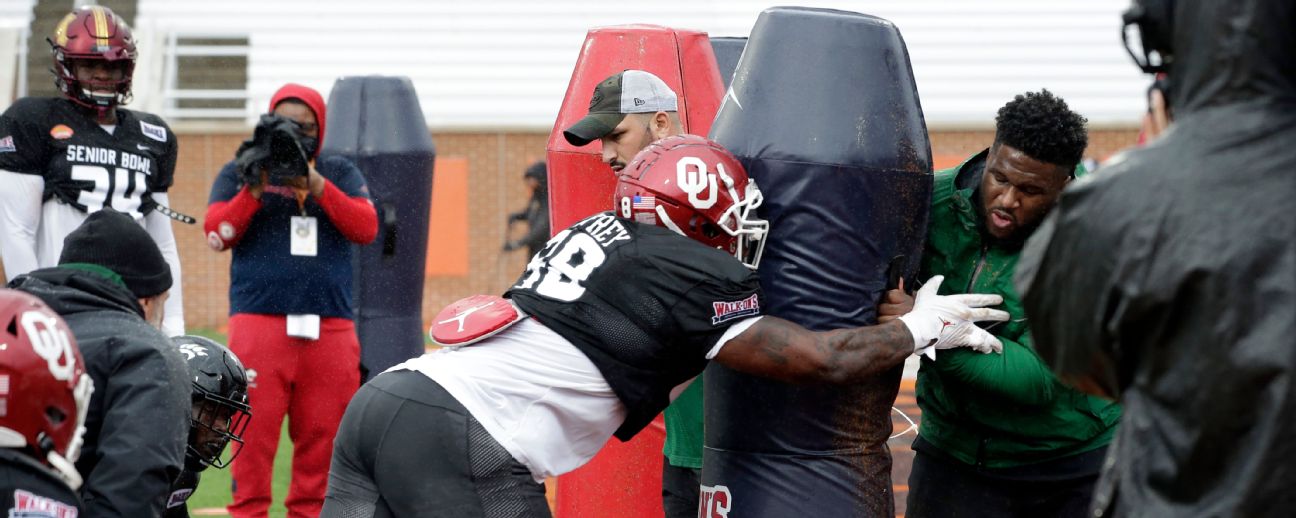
203;83;377;518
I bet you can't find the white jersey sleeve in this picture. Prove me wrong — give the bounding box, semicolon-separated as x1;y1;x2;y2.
145;192;185;336
0;169;44;281
705;315;763;360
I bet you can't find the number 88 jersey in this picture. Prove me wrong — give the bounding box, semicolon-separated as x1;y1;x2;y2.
0;97;177;219
506;212;764;439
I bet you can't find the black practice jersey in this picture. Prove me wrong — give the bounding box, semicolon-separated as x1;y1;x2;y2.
0;97;177;219
0;449;83;517
507;212;763;439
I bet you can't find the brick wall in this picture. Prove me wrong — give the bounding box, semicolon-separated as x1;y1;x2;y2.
929;127;1139;168
33;127;1139;332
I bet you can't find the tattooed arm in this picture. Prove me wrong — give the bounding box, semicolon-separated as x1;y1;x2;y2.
713;276;1010;384
714;318;915;384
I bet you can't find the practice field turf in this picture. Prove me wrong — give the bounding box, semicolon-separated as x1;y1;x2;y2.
187;423;293;516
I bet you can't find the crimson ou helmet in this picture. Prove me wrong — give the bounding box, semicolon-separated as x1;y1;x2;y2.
170;335;251;471
0;290;94;490
616;135;768;269
48;6;137;111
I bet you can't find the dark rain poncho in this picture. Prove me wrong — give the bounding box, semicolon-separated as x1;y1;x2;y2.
1014;0;1296;516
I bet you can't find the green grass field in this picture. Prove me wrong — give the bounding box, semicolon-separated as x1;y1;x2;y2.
187;423;294;516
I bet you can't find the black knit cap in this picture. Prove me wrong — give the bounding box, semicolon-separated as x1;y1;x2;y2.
59;208;172;298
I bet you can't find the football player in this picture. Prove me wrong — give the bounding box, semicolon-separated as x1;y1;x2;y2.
164;335;252;518
0;5;186;336
0;289;95;515
321;136;1008;518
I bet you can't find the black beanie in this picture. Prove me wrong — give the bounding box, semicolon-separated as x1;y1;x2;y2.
59;209;172;298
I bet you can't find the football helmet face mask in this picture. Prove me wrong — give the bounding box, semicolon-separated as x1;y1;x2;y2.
171;335;252;471
49;6;137;113
0;290;93;490
615;135;768;269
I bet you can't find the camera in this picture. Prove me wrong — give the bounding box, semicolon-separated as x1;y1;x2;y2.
235;114;310;187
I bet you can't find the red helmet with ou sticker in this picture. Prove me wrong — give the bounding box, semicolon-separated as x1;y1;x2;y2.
0;290;94;489
615;134;769;269
49;6;138;112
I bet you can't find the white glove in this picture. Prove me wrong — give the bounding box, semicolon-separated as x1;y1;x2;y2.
897;275;1009;359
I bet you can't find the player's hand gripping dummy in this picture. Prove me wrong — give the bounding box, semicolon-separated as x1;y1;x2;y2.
880;276;1006;359
608;136;1009;379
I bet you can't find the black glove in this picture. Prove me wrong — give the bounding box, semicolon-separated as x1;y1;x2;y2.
235;115;310;187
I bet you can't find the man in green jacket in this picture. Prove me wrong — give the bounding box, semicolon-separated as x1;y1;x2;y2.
886;90;1121;517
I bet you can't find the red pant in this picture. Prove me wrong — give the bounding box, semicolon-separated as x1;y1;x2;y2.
227;313;361;518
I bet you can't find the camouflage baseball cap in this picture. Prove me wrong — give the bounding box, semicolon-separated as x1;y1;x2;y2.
562;70;679;146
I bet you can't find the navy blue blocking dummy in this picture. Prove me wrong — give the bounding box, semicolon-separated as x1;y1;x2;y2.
320;76;436;381
703;7;931;517
709;36;747;91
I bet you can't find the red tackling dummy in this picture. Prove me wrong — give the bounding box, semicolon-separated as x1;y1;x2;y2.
428;295;526;347
547;24;725;518
545;24;724;231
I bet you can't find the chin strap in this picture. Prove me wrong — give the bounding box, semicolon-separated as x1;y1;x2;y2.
46;450;84;490
51;371;94;490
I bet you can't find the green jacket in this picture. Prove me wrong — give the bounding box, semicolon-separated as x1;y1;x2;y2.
915;149;1120;468
662;377;703;469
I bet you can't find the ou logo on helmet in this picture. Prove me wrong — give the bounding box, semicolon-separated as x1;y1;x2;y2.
676;156;732;210
21;310;77;382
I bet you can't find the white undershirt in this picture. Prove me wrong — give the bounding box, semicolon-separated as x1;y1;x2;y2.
393;314;761;482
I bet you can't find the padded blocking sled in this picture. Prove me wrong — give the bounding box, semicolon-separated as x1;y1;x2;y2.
321;76;436;381
703;8;932;517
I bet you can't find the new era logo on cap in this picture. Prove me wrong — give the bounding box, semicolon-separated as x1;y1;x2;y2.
563;70;679;146
615;70;677;114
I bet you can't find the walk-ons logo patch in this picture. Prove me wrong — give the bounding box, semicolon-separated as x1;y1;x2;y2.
9;489;78;517
166;488;194;509
50;124;74;140
711;293;760;325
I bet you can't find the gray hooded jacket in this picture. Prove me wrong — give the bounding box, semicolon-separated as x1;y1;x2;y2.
1015;1;1296;516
